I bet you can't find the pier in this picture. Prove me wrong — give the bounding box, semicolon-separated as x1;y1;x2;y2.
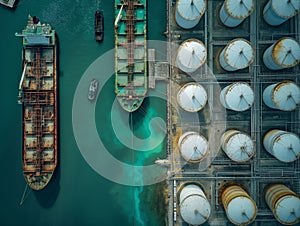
148;49;169;89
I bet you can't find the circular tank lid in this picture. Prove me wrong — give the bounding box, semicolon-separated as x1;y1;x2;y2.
272;81;300;111
179;132;208;162
271;0;300;19
227;196;257;225
180;193;211;225
177;83;207;112
226;133;254;162
223;83;254;111
275;195;300;225
224;0;254;19
272;38;300;68
177;0;206;20
176;39;207;72
272;132;300;162
223;39;254;69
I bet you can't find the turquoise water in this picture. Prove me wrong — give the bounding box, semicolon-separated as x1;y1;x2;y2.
0;0;167;225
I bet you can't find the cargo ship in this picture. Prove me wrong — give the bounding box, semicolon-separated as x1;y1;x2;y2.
95;10;104;42
114;0;147;112
15;15;58;190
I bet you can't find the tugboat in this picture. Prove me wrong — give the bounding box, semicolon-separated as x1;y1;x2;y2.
15;15;58;190
88;78;99;101
95;10;104;42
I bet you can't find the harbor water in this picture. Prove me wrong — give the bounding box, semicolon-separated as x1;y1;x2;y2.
0;0;167;225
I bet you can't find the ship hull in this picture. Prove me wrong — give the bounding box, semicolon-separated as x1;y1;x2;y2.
114;0;147;112
22;43;58;190
16;17;59;190
95;11;104;42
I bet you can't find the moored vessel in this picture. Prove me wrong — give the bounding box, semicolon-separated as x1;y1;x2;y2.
88;78;99;101
16;15;58;190
95;10;104;42
114;0;147;112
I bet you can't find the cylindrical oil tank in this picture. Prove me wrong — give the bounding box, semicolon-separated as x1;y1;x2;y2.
219;38;254;71
175;0;206;29
219;0;254;27
178;132;209;162
177;82;207;112
180;184;211;225
176;39;207;73
263;81;300;111
222;185;257;225
263;37;300;70
221;129;254;162
263;0;300;26
263;129;300;162
220;82;254;111
265;184;300;225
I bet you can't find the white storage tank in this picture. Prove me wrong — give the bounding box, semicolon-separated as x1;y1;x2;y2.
263;81;300;111
221;185;257;225
180;184;211;225
265;184;300;225
176;39;207;73
175;0;206;29
177;83;207;112
263;0;300;26
178;132;208;162
221;129;254;162
219;38;254;71
220;82;254;111
263;37;300;70
263;129;300;163
219;0;254;27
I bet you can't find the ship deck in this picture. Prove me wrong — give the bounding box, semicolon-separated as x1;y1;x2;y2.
115;0;147;112
22;45;57;189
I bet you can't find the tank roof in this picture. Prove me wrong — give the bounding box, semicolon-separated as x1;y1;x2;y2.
222;39;254;70
176;0;206;20
271;81;300;111
224;0;254;19
221;83;254;111
176;39;207;73
275;195;300;225
271;132;300;162
270;0;300;18
180;184;211;225
272;38;300;68
227;196;257;225
177;83;207;112
225;132;254;162
178;132;208;162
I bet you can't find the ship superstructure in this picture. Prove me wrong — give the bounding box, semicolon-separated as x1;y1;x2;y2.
16;15;58;190
114;0;147;112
